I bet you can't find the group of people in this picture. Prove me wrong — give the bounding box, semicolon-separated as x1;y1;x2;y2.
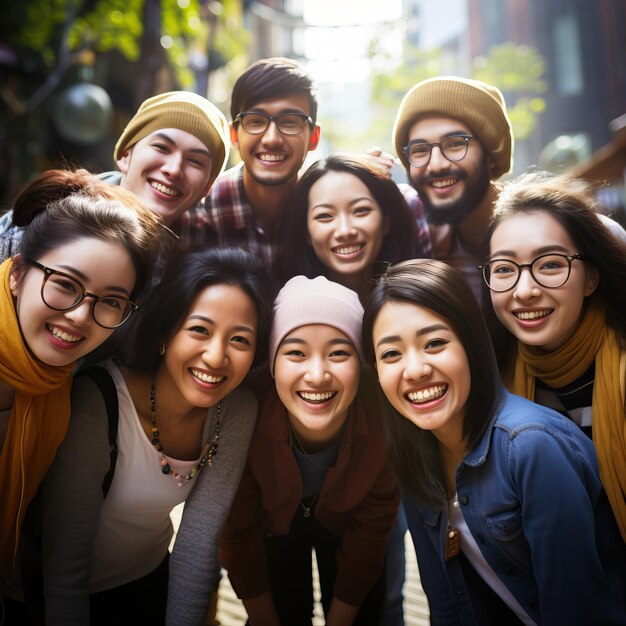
0;54;624;626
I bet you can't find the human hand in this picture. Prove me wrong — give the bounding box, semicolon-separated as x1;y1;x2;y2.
361;146;397;179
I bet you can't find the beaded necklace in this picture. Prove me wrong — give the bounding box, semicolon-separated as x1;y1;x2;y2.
149;383;221;487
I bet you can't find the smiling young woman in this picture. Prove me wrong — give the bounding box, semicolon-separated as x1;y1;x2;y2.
482;171;626;541
275;153;425;304
363;258;626;626
27;247;273;625
0;168;161;574
221;275;399;626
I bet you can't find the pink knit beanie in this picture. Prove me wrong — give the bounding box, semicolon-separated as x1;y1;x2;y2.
269;275;364;375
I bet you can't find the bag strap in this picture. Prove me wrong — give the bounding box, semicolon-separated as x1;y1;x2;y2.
75;365;119;497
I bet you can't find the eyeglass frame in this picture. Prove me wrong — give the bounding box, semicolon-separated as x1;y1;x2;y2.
478;253;585;293
402;134;473;168
233;111;314;136
30;260;138;329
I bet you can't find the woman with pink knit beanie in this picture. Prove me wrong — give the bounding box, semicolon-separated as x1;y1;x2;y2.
220;275;399;626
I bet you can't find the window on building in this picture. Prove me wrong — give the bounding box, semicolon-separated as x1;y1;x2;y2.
553;12;584;95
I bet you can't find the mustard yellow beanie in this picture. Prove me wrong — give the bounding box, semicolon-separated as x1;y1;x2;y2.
392;76;513;179
114;91;230;189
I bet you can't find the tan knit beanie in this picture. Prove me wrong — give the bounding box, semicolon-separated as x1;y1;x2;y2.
392;76;513;179
114;91;230;189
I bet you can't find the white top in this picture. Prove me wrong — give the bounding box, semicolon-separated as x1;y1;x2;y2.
40;358;259;625
90;362;207;592
449;496;538;626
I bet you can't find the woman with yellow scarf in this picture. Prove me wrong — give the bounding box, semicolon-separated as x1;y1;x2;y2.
481;171;626;542
0;168;161;570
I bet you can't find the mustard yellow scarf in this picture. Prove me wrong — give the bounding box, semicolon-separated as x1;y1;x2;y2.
505;299;626;541
0;259;75;564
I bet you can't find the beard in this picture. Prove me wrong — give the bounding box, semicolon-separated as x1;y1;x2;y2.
413;157;492;226
247;165;298;187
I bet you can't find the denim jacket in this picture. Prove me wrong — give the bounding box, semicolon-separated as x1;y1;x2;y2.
404;390;626;626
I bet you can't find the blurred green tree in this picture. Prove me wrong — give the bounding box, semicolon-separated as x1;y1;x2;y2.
0;0;249;200
3;0;248;108
318;27;546;156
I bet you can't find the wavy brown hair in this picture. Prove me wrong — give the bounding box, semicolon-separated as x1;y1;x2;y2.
482;171;626;364
12;168;163;299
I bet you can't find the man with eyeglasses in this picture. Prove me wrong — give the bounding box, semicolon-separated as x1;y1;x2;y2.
177;57;321;266
392;76;514;302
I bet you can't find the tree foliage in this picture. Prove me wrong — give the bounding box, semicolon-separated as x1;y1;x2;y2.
5;0;248;90
325;27;548;152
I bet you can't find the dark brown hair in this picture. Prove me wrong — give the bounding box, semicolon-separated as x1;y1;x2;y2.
12;168;162;299
274;153;421;287
363;258;503;505
230;57;318;123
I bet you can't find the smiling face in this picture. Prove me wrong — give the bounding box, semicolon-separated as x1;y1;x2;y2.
274;323;360;448
231;93;320;188
372;300;470;444
306;171;388;279
158;284;258;412
407;115;491;225
488;211;599;352
117;128;213;226
10;238;137;367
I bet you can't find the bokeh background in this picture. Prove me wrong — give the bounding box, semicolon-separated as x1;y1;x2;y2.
1;0;625;223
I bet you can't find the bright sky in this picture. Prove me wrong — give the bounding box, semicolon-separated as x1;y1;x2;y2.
302;0;404;84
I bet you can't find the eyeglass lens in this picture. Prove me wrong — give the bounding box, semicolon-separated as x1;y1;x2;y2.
484;254;574;291
240;113;309;135
42;272;133;328
406;135;470;167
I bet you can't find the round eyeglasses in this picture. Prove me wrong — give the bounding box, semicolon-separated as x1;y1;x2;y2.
31;261;138;329
233;111;313;136
479;253;584;293
402;134;473;168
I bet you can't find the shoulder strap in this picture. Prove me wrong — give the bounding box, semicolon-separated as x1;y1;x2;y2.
75;365;119;497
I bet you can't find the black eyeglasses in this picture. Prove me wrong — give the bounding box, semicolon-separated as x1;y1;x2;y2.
402;135;473;168
31;261;138;329
479;253;585;293
233;111;313;136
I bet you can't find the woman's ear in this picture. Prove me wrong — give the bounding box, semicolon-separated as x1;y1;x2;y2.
9;255;24;297
584;265;600;297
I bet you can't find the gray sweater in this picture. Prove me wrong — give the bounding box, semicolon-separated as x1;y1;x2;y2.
40;363;258;626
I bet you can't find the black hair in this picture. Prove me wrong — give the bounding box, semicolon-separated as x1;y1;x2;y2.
230;57;318;124
274;153;420;289
125;247;273;373
362;258;503;506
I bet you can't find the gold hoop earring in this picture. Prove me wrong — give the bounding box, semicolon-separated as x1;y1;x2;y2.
158;344;166;356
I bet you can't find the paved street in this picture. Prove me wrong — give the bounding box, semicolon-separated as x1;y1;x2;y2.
171;505;431;625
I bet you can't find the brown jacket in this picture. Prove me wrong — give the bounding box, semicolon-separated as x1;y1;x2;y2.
220;384;399;606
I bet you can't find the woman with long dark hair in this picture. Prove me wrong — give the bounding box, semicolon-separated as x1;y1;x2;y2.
36;247;272;625
363;258;626;626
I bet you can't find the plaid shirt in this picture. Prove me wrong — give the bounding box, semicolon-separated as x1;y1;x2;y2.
176;164;433;266
0;167;432;268
397;183;432;259
175;163;279;267
0;210;23;263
